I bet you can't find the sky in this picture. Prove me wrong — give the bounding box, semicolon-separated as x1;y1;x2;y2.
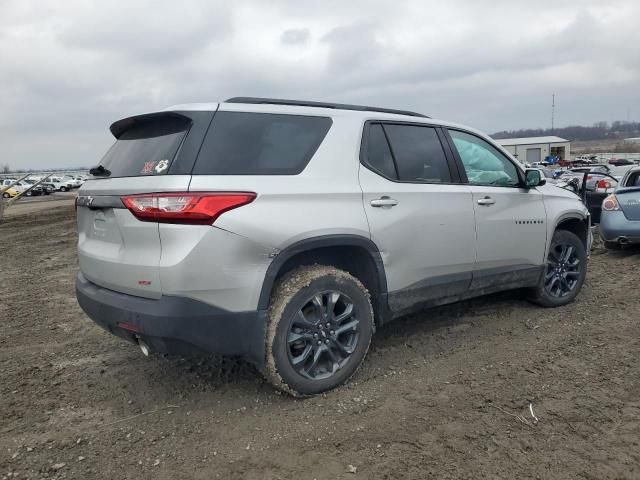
2;0;639;170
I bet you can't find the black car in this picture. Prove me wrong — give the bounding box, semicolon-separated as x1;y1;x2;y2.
23;180;50;196
609;159;634;166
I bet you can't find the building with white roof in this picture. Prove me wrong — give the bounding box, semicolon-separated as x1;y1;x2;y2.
495;136;570;164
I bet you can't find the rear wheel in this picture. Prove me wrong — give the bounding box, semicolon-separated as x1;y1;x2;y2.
265;265;374;396
529;230;587;307
2;192;9;199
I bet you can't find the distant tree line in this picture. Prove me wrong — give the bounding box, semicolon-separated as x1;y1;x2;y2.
491;120;640;141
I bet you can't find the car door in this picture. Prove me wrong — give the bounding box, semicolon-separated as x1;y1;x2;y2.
444;129;547;290
358;121;476;316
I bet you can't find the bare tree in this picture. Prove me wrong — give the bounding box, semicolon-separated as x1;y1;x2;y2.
1;164;10;174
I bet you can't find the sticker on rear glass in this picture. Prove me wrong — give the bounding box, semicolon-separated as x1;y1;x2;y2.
141;161;156;174
155;159;169;173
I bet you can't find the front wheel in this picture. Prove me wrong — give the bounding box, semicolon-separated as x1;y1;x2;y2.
529;230;587;307
2;192;9;199
60;186;67;192
264;265;374;396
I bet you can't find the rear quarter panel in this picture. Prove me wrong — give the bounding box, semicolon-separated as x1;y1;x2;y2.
188;113;371;250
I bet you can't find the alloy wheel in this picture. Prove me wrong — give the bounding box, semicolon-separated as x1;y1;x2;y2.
287;291;360;380
544;243;581;298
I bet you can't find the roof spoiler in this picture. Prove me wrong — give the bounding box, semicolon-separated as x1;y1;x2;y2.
109;111;191;139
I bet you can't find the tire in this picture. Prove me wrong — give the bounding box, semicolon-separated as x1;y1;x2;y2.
603;240;622;251
529;230;587;307
2;192;9;199
60;186;67;192
264;265;374;396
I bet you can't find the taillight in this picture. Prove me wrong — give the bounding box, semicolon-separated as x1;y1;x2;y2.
596;179;612;190
121;192;256;225
602;195;620;211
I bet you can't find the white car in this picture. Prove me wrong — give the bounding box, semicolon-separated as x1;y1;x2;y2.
60;176;83;188
574;155;596;164
49;177;75;192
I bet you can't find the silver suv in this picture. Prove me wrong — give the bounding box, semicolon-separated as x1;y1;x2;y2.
76;97;590;396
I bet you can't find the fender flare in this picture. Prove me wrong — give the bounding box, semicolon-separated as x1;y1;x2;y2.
554;211;590;228
551;212;591;253
257;234;388;312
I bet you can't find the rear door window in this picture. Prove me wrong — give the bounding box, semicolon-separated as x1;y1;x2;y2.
99;116;191;178
365;124;398;179
193;112;332;175
384;124;452;183
361;123;452;183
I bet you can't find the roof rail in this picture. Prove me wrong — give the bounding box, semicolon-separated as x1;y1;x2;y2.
225;97;429;118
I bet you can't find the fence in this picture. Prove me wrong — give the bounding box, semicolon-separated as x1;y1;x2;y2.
0;171;85;221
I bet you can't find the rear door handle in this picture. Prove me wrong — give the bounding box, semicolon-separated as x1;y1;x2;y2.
370;196;398;208
477;196;496;206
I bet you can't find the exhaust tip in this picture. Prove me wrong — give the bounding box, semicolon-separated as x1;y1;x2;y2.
138;339;151;357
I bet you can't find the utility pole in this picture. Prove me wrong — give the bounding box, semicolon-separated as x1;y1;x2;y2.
551;93;555;134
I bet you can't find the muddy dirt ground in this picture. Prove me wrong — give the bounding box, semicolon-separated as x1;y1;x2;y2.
1;205;639;479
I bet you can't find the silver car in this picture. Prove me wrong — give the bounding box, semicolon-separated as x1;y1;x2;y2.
600;166;640;249
75;97;591;395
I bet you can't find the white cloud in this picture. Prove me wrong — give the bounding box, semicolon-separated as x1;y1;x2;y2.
1;0;639;169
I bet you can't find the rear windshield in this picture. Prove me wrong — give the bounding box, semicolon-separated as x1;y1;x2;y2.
193;112;332;175
99;116;191;178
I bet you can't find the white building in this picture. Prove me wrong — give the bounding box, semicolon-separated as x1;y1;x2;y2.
495;136;570;164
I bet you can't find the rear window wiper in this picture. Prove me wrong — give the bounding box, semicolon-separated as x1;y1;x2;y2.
89;165;111;177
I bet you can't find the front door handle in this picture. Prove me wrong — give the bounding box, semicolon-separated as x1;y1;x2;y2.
370;196;398;208
477;196;496;206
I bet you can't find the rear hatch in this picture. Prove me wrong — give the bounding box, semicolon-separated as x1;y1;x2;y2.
77;109;214;298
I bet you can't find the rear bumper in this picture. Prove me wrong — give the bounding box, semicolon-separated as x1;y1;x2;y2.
76;273;266;366
599;211;640;244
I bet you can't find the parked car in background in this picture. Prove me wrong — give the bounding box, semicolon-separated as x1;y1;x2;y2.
75;97;591;396
561;165;611;191
608;158;634;166
1;179;37;196
61;176;83;188
608;164;635;181
600;166;640;249
573;155;596;165
49;177;75;192
539;168;560;182
1;186;19;199
23;179;50;195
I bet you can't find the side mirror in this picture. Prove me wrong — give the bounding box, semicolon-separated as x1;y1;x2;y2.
524;169;546;188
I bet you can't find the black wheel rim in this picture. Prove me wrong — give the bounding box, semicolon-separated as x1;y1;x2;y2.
287;291;359;380
544;243;581;298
